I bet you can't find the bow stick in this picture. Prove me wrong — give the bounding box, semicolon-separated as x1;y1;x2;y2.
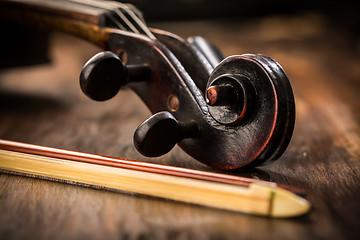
0;139;310;217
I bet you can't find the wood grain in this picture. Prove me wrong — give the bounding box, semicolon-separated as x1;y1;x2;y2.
1;12;360;239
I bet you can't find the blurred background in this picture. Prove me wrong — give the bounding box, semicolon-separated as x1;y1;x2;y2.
1;0;359;68
127;0;358;24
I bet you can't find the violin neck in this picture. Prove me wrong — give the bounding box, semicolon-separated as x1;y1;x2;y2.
0;0;152;48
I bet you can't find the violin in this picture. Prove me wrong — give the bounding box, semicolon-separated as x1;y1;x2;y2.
0;0;295;170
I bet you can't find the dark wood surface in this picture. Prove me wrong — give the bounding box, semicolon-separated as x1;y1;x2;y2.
1;13;360;239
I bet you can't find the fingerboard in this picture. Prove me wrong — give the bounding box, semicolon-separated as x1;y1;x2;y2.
0;0;155;47
69;0;155;38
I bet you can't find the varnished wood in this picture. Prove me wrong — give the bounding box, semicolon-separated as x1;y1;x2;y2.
0;12;359;240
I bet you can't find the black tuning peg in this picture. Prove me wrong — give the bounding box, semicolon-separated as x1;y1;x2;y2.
134;111;198;157
80;51;150;101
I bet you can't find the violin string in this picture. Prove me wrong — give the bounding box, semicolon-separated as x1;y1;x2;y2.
110;2;156;39
69;0;155;39
77;0;141;34
69;0;134;32
101;0;156;39
104;1;156;39
114;8;141;33
106;12;128;31
68;0;127;31
123;4;146;23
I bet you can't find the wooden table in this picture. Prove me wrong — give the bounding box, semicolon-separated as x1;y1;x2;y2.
1;13;359;239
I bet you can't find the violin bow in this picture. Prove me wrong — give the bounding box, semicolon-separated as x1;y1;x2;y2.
0;139;310;217
0;0;295;170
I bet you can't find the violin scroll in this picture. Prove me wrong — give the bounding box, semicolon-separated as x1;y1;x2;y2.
204;54;295;167
0;0;295;169
77;27;295;169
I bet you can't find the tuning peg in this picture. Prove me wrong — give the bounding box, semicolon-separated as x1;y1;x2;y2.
80;51;150;101
205;74;254;126
134;111;198;157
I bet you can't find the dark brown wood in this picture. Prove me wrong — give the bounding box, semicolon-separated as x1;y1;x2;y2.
0;8;359;240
